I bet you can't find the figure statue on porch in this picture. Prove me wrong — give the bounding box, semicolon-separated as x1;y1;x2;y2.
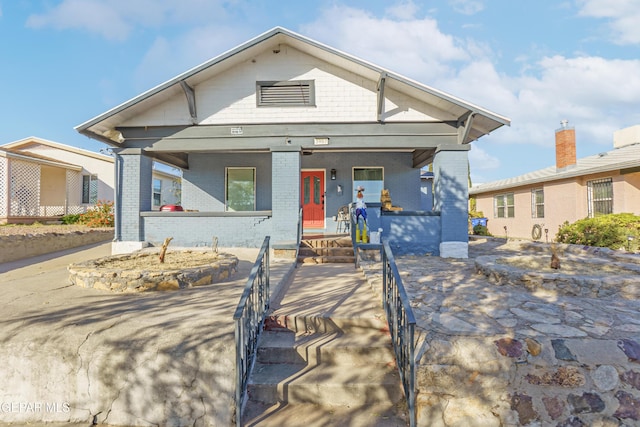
354;186;368;243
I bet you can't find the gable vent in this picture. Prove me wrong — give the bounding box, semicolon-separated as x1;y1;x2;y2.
257;80;315;107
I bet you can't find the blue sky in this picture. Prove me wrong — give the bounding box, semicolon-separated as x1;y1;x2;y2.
1;0;639;183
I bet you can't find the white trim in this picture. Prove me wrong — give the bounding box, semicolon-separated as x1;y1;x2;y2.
3;137;114;163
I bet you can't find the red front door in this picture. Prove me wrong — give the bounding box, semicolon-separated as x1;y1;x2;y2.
301;170;325;229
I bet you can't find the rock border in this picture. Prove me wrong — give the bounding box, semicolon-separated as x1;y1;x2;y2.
68;250;239;292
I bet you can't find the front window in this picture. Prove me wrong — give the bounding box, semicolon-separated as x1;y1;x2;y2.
153;179;162;207
82;175;98;204
226;167;255;211
531;188;544;219
588;178;613;217
353;167;383;203
494;193;514;218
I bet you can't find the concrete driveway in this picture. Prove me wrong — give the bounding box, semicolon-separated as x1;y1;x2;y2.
0;242;293;427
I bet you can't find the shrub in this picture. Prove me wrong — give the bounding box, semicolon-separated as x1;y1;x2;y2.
79;200;115;228
61;214;82;225
555;213;640;251
473;224;491;236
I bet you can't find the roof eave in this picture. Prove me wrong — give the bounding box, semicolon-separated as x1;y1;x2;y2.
470;160;640;195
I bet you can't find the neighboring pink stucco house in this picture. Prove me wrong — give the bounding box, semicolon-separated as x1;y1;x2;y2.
470;123;640;241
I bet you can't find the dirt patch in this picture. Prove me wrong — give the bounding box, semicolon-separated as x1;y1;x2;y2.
96;250;225;270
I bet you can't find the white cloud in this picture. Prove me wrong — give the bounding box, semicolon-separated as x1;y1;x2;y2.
385;1;421;20
26;0;232;41
301;5;473;84
469;145;500;170
133;25;249;90
448;0;485;15
298;3;640;181
26;0;131;41
577;0;640;45
501;55;640;147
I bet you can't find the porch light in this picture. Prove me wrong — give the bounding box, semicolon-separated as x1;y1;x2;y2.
331;169;336;180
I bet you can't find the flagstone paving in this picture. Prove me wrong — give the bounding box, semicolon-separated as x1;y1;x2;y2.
359;238;640;426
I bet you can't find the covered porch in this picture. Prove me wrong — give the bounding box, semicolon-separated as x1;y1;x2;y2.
0;149;87;224
111;137;471;257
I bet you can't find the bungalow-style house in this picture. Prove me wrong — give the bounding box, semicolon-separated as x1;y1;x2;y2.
0;137;180;224
75;27;509;257
470;123;640;240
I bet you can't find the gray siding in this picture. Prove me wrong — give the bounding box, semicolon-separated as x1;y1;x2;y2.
118;152;152;241
433;148;469;243
302;152;421;227
143;215;271;248
182;153;272;211
271;149;301;243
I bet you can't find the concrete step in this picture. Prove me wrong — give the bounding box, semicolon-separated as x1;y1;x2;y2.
298;246;355;257
301;236;353;248
242;401;409;426
257;329;396;366
264;313;387;334
244;263;407;424
298;236;354;264
297;255;355;264
248;360;403;406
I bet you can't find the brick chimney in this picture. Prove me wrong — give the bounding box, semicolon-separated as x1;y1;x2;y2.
555;120;576;170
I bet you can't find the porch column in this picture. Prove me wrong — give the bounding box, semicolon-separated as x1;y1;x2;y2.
271;146;301;246
112;148;153;254
433;145;470;258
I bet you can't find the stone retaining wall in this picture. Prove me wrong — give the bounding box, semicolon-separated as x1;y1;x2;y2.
417;335;640;426
358;239;640;426
0;229;114;263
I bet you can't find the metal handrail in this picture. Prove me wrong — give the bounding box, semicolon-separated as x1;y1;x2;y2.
382;240;417;427
233;236;270;426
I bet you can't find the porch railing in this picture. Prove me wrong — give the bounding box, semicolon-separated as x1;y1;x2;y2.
382;240;417;427
233;236;270;426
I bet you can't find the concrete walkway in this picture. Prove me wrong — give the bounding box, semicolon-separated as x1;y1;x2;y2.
244;262;409;426
0;243;295;427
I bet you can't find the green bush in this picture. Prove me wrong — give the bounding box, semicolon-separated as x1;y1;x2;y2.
555;213;640;251
61;214;82;224
473;224;491;236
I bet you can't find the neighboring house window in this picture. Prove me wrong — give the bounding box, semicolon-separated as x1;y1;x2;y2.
226;167;255;211
353;167;383;203
587;178;613;217
153;179;162;207
256;80;315;107
494;193;514;218
531;188;544;219
82;175;98;204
